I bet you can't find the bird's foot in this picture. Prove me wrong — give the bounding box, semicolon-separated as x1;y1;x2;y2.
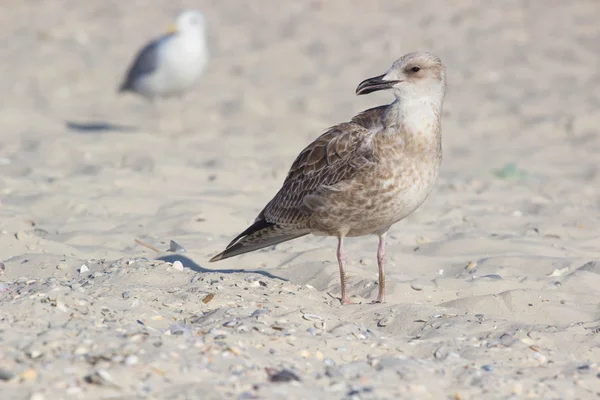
340;297;355;305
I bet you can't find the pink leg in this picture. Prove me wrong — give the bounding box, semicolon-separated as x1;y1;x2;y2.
374;232;387;303
337;236;353;305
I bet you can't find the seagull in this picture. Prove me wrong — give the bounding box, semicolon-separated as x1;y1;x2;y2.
210;52;447;305
119;10;208;130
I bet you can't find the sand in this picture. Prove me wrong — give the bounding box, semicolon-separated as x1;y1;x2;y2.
1;0;600;399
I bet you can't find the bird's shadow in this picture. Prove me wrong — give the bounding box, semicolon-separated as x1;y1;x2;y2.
157;254;287;281
65;120;138;134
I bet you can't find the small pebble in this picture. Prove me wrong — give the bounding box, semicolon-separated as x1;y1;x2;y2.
465;261;478;273
21;369;37;381
266;368;300;382
169;324;190;336
548;267;569;277
79;264;89;274
0;262;5;275
415;236;430;244
85;369;119;387
532;352;547;364
251;309;269;318
324;359;336;367
55;300;67;313
122;291;131;299
29;350;43;359
434;346;449;359
298;350;310;358
0;367;15;381
410;283;423;291
172;261;184;271
480;274;503;280
302;313;323;321
124;355;139;366
223;319;240;328
168;240;186;252
433;313;457;319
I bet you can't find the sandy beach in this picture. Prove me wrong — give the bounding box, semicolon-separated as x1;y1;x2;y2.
1;0;600;398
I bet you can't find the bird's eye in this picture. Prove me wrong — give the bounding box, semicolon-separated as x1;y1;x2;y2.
410;66;421;72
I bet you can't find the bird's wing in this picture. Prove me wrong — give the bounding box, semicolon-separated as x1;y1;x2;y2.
350;105;388;131
208;106;387;263
119;34;174;91
259;120;378;226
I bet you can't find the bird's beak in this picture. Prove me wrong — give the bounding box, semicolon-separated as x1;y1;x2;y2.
355;74;401;95
166;24;178;34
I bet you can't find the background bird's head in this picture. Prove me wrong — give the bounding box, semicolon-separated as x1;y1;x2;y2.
168;10;206;35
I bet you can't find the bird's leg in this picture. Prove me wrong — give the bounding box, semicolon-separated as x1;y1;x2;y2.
177;95;187;134
337;236;353;305
151;97;164;133
374;231;388;303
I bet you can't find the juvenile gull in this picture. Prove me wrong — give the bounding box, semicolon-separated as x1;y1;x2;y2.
119;10;208;128
210;52;447;305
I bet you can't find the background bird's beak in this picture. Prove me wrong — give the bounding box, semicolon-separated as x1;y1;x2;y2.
166;24;178;34
355;74;401;95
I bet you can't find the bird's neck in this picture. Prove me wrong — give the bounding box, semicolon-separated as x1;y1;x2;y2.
178;29;207;50
383;96;443;150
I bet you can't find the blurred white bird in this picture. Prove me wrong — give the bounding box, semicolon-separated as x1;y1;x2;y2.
119;10;208;131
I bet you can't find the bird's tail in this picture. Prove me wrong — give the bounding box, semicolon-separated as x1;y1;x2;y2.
209;219;309;262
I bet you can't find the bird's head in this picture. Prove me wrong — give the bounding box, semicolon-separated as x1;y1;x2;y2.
168;10;206;34
356;52;446;101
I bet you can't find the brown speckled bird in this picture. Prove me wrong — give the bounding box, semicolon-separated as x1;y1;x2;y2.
210;52;447;305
